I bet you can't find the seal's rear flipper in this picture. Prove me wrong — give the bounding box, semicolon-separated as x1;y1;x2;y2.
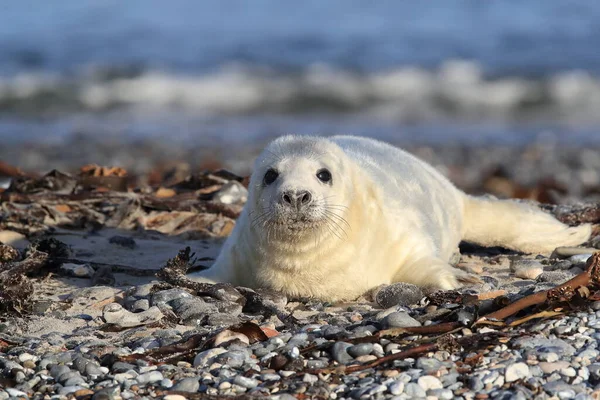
462;196;592;255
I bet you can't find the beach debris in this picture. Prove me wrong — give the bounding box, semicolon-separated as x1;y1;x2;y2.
59;262;95;278
0;238;69;312
102;303;163;328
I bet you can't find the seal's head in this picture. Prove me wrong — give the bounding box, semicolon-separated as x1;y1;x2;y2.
247;136;354;241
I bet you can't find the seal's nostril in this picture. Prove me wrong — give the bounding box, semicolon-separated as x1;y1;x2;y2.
300;191;312;205
283;193;292;204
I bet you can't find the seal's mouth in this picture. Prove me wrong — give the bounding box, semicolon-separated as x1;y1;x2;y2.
274;214;323;231
251;203;349;240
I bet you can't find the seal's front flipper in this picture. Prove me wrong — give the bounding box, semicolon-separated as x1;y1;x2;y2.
394;256;480;291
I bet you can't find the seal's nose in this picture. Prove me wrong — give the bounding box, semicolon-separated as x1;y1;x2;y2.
281;190;312;211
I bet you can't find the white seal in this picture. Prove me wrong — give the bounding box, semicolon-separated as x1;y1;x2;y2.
190;135;591;301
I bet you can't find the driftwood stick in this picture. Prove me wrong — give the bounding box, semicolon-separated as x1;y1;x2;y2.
479;252;600;322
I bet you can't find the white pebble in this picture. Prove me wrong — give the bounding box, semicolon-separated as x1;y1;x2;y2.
303;373;318;384
505;362;530;382
514;265;544;279
417;375;443;390
163;396;187;400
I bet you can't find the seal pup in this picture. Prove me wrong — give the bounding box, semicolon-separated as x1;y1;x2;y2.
189;135;591;301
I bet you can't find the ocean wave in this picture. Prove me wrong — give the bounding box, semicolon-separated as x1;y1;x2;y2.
1;61;600;123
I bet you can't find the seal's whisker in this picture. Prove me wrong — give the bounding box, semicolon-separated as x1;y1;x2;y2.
323;204;349;212
251;210;274;228
323;214;348;240
324;210;351;230
323;218;343;241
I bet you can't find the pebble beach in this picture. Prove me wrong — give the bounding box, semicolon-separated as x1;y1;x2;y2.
0;154;600;399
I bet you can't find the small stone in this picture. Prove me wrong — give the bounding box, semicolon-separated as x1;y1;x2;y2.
131;299;150;312
102;303;163;327
468;376;484;391
569;254;593;264
63;376;85;386
388;381;404;395
372;343;384;357
416;357;442;372
233;375;258;389
215;350;248;368
560;367;577;378
513;337;577;356
347;343;374;358
457;262;484;275
136;371;164;385
5;388;28;398
551;246;596;258
112;362;137;373
511;259;543;273
172;377;200;392
382;370;399;378
538;352;559;362
163;396;188;400
17;353;36;363
302;374;318;384
374;283;424;308
331;342;353;365
383;311;421;328
537;270;577;284
92;385;121;400
543;380;576;398
74;389;95;397
418;375;443;391
512;260;544;279
61;262;96;278
539;361;571;374
355;355;377;363
404;382;426;397
59;386;85;395
428;388;454;400
505;362;531;382
171;297;219;324
151;288;193;305
261;373;281;381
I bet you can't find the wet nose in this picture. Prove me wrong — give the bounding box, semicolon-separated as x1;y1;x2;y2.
281;190;312;210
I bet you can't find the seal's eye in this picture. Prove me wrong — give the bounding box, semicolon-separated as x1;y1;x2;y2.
316;169;332;183
263;169;278;185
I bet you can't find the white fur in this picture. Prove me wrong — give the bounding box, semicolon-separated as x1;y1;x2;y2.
189;135;591;301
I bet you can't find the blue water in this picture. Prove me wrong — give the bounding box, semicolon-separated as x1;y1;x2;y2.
1;0;600;146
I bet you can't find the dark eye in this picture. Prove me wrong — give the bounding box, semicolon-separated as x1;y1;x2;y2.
263;169;278;185
316;169;332;183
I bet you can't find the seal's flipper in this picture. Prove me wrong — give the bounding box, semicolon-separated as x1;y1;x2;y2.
462;196;591;255
394;256;477;291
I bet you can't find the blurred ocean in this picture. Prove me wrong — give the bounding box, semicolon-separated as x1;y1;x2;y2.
1;0;600;147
